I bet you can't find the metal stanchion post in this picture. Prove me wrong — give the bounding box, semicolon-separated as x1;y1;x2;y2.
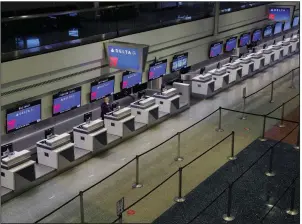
216;107;224;132
290;70;295;89
270;81;274;103
259;115;267;142
174;167;185;203
228;131;237;161
241;97;247;120
294;128;300;150
133;155;143;188
278;103;286;128
79;191;85;223
265;148;276;177
119;214;123;224
175;132;184;162
223;183;235;221
286;184;299;215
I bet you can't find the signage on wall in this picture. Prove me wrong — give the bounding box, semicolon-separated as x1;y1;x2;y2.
105;42;149;73
268;7;291;22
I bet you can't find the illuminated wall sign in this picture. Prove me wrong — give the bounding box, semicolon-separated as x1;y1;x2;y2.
105;42;149;73
225;37;237;52
53;87;81;116
6;100;41;134
90;76;115;102
268;7;291;21
171;53;188;72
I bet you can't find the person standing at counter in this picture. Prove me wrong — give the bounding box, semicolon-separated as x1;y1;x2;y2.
101;97;112;120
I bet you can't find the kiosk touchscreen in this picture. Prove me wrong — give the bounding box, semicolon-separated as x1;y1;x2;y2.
209;41;223;58
53;87;81;116
263;25;273;38
90;77;115;102
148;59;167;81
122;71;142;89
274;22;283;35
225;37;237;52
252;29;262;42
6;100;41;134
239;33;251;47
171;53;188;72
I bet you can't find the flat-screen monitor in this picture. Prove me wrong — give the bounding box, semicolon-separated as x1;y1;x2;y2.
122;71;142;89
274;22;283;35
292;16;299;27
90;76;115;102
171;53;188;72
53;87;81;116
6;99;41;134
148;59;167;81
252;29;262;42
268;7;291;22
133;82;148;93
105;41;149;73
263;25;273;38
225;37;237;52
283;21;291;31
209;41;223;58
238;33;251;47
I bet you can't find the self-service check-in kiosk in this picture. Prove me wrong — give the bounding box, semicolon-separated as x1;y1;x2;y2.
249;52;265;71
104;107;135;137
191;73;215;97
270;43;284;61
37;133;75;170
208;67;229;90
130;97;159;124
73;119;107;151
279;39;291;56
222;61;242;83
1;150;36;190
290;35;299;52
260;47;275;66
153;88;180;114
235;57;254;77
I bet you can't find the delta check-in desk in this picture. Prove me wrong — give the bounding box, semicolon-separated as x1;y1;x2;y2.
208;67;230;90
73;119;107;151
104;107;135;137
153;88;180;114
130;97;159;124
223;61;242;83
37;133;75;170
1;150;36;191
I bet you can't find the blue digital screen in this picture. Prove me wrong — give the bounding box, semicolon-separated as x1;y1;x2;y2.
239;33;251;47
274;22;283;35
209;42;223;58
225;37;237;52
269;7;291;21
171;53;188;72
26;37;40;48
91;77;115;102
148;60;167;81
6;100;41;133
107;45;140;71
293;16;299;27
122;72;142;89
68;28;79;37
252;30;262;42
283;21;291;31
263;26;273;38
53;87;81;115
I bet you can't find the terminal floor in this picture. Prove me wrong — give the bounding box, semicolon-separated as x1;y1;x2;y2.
2;54;299;223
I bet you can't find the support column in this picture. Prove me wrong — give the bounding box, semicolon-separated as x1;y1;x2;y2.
214;2;220;36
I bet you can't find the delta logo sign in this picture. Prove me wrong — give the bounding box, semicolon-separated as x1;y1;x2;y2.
269;13;275;20
7;119;16;130
53;104;61;113
91;92;97;100
149;71;154;79
108;46;140;71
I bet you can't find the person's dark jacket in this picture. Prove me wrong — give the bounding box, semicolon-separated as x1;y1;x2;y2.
101;102;111;120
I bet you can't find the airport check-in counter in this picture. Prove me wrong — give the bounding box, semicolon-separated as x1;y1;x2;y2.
37;133;75;169
290;35;299;52
208;67;229;90
153;88;180;114
235;56;254;77
222;61;242;83
191;73;215;97
73;119;107;151
130;97;159;124
259;47;275;66
278;39;291;56
104;107;135;137
1;150;36;190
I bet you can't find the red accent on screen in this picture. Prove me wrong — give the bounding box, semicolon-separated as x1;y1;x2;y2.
91;92;96;100
210;50;214;56
109;57;118;67
269;13;275;20
7;119;16;130
122;81;128;89
53;104;61;112
149;71;154;78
